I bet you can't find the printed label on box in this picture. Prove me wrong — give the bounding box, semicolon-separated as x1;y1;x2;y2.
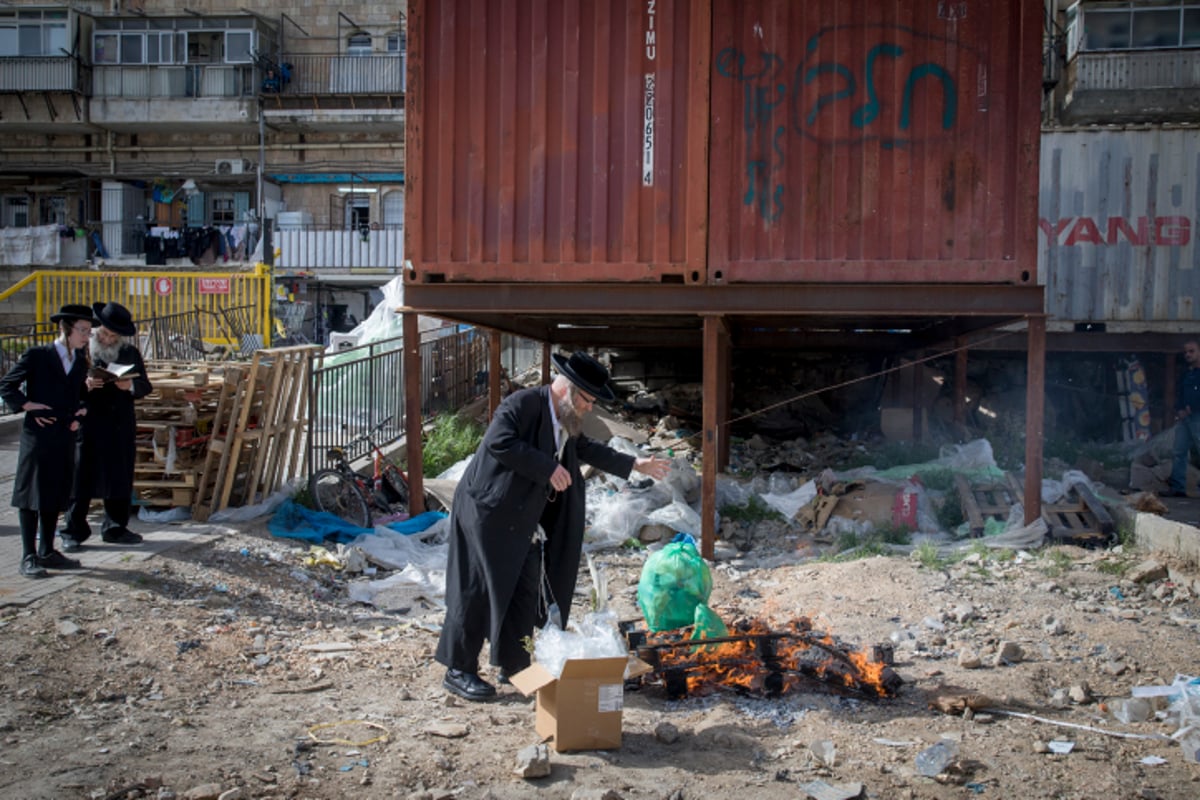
597;684;624;713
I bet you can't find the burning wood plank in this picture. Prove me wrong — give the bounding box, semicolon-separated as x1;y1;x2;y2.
625;617;903;700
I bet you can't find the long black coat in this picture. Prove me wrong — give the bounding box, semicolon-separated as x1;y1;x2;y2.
75;343;152;499
0;343;88;511
436;385;635;673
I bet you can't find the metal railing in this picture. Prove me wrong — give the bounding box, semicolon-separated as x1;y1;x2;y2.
0;56;85;93
1070;49;1200;91
0;320;59;378
307;329;541;476
0;266;272;348
92;64;255;98
273;54;405;96
274;225;404;271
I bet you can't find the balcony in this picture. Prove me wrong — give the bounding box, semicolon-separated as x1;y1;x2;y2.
273;225;404;280
1063;50;1200;124
0;56;90;131
89;64;258;133
260;55;405;132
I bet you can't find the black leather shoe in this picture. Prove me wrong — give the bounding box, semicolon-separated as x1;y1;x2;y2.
19;555;47;579
60;535;83;553
37;550;82;570
102;530;143;545
496;671;512;686
443;669;496;701
1159;490;1188;498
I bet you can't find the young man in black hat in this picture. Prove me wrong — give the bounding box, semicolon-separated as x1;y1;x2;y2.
435;350;671;701
61;302;153;550
0;304;93;578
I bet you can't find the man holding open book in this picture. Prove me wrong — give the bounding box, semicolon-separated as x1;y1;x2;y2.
60;302;153;551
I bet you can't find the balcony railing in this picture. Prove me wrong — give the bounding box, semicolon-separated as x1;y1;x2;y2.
92;64;254;98
270;55;405;96
274;225;404;271
0;56;83;93
1070;49;1200;92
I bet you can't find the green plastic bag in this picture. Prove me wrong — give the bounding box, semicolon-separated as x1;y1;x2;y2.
691;603;728;641
636;536;713;632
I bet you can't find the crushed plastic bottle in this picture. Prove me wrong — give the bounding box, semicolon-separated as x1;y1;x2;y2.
1109;697;1151;724
914;739;958;777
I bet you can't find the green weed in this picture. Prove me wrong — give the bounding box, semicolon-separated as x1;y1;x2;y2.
1041;548;1074;577
720;495;784;524
423;412;486;477
914;541;946;569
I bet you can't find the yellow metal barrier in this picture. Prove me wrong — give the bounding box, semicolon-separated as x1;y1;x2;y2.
1;264;272;345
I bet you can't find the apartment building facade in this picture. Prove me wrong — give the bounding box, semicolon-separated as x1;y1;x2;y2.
0;0;406;335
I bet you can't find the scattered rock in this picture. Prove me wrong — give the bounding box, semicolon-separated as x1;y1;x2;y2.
957;650;982;669
654;722;680;744
1127;560;1168;584
425;722;469;739
1069;683;1092;704
181;784;223;800
514;744;551;778
993;641;1024;666
799;779;865;800
570;789;624;800
57;620;81;637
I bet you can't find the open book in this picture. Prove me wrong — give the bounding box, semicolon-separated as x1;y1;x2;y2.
89;362;140;382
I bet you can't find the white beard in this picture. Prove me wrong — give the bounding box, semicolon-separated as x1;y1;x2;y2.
555;392;583;438
90;337;123;365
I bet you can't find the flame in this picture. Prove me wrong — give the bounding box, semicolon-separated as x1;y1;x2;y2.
643;617;896;699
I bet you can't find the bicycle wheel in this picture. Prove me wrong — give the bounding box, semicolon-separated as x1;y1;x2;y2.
310;469;372;528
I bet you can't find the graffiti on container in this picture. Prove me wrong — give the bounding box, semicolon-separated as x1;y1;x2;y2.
716;25;969;222
1039;215;1192;247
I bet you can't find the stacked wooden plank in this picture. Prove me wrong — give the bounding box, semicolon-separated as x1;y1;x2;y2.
134;345;319;518
134;363;228;509
192;345;319;521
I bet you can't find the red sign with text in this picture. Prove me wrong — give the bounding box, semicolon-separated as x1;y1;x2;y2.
198;277;231;295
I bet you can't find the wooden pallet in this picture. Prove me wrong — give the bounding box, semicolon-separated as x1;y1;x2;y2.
955;473;1114;547
191;366;246;521
1042;482;1116;548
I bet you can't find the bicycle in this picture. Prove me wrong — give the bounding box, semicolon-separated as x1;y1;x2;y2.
309;416;410;527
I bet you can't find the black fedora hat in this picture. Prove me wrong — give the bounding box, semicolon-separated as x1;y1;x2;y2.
551;351;616;402
50;304;95;325
92;301;137;336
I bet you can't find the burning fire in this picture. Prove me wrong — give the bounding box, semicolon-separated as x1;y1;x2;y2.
636;617;901;700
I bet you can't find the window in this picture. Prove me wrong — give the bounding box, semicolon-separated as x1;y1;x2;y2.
94;30;176;64
382;189;404;228
226;31;252;63
210;193;236;225
3;197;30;228
1073;1;1200;51
344;194;371;229
386;30;406;55
0;10;68;57
347;32;372;56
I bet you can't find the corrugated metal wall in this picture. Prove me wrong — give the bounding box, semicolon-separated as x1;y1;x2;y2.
708;0;1042;283
406;0;709;283
1040;128;1199;324
405;0;1041;285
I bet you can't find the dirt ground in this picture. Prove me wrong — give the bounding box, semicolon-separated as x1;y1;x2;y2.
4;510;1200;800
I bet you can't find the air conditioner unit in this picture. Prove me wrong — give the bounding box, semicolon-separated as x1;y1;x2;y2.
214;158;250;175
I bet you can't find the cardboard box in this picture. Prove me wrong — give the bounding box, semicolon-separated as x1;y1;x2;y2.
510;657;643;752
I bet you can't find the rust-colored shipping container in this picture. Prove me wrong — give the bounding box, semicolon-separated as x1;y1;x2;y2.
405;0;1042;285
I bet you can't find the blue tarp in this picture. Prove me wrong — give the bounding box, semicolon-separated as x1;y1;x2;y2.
268;500;446;544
